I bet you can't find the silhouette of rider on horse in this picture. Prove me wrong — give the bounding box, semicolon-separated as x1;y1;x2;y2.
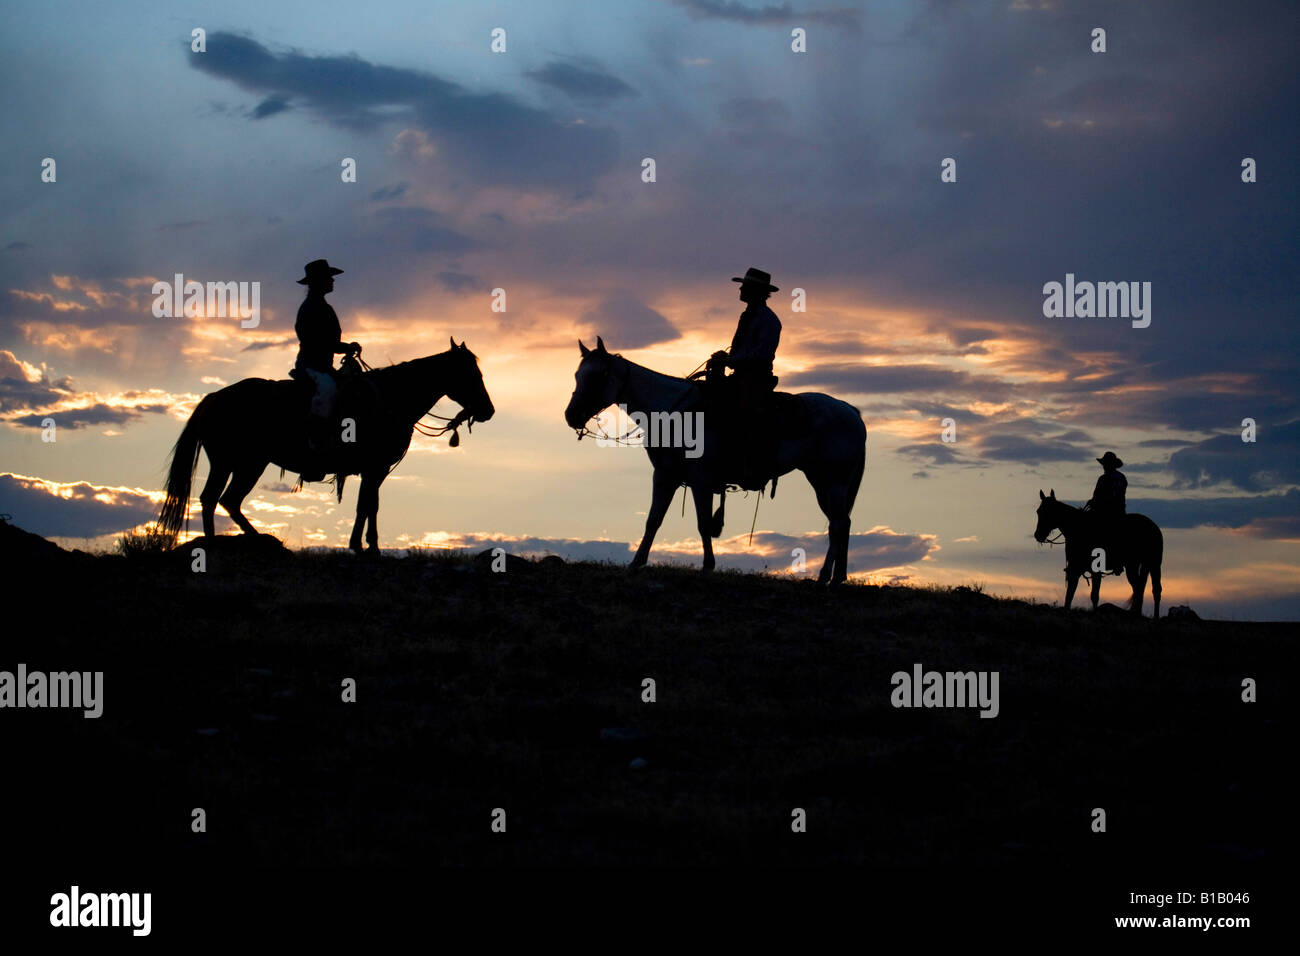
1083;450;1127;575
291;258;362;482
696;267;782;489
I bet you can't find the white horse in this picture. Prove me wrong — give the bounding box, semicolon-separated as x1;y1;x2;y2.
564;337;866;584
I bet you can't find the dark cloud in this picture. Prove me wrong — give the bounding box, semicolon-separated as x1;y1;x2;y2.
1166;421;1300;492
249;94;291;119
455;526;936;573
1132;488;1300;539
525;61;637;102
668;0;861;32
0;473;157;538
366;207;476;255
368;183;409;202
188;32;620;193
435;271;482;294
785;363;1015;401
582;292;681;350
241;337;295;352
8;404;169;429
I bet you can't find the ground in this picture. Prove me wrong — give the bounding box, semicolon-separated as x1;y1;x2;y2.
3;524;1292;877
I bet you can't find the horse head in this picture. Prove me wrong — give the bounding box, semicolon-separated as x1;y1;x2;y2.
565;336;623;430
444;337;495;424
1034;488;1061;542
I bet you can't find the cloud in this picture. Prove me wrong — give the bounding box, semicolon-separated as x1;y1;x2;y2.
368;183;409;202
0;473;162;538
435;271;482;294
581;292;681;350
667;0;861;32
525;61;637;102
0;350;185;430
366;207;477;254
1166;421;1300;492
188;32;620;193
1132;488;1300;540
784;363;1015;402
249;94;291;119
8;403;170;429
402;524;936;573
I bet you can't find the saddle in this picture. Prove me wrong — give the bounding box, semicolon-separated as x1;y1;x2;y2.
701;375;811;492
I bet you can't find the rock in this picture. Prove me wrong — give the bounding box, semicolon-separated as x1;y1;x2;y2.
629;757;648;771
1168;605;1201;621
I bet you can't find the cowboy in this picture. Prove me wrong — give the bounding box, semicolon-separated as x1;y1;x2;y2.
1086;451;1127;573
706;267;782;487
293;259;359;480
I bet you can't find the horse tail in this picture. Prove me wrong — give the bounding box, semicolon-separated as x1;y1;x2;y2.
158;394;213;540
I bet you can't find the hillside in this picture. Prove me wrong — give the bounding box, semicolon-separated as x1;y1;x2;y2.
3;520;1293;879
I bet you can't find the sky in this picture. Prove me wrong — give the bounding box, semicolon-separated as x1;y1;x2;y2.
1;0;1297;619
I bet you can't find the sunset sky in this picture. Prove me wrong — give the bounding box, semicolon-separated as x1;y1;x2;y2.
1;0;1297;618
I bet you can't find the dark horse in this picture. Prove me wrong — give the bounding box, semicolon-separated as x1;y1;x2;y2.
158;340;494;551
564;338;866;583
1033;489;1163;617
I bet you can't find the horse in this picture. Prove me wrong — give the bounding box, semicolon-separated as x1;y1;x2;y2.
564;337;866;584
1033;489;1163;617
158;339;494;552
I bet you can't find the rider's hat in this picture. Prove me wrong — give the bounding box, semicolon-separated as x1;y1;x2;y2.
297;259;344;285
1097;451;1124;468
731;267;779;293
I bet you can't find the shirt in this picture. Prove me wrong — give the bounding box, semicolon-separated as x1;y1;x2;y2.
1089;471;1127;515
295;293;342;372
729;303;781;368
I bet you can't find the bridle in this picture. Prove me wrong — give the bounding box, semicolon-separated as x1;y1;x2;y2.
572;354;638;444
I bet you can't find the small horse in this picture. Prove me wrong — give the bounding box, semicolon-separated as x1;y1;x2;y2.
158;339;494;551
564;337;866;583
1033;489;1163;617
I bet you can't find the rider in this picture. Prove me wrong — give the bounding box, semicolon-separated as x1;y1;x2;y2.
1086;451;1127;573
294;258;359;481
708;267;781;488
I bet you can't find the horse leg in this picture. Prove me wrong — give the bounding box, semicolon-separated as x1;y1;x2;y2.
363;471;384;551
199;458;230;538
349;474;375;552
808;472;852;585
631;468;677;569
1064;573;1079;610
1125;564;1144;615
1089;573;1102;609
219;463;266;536
690;482;716;572
1151;564;1162;620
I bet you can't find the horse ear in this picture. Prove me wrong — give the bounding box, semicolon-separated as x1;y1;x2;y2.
596;336;607;353
579;340;591;357
449;336;457;350
1049;489;1056;499
1039;489;1045;500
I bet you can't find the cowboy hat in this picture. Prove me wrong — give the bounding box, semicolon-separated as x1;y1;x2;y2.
1097;451;1124;468
731;267;779;293
297;259;344;285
